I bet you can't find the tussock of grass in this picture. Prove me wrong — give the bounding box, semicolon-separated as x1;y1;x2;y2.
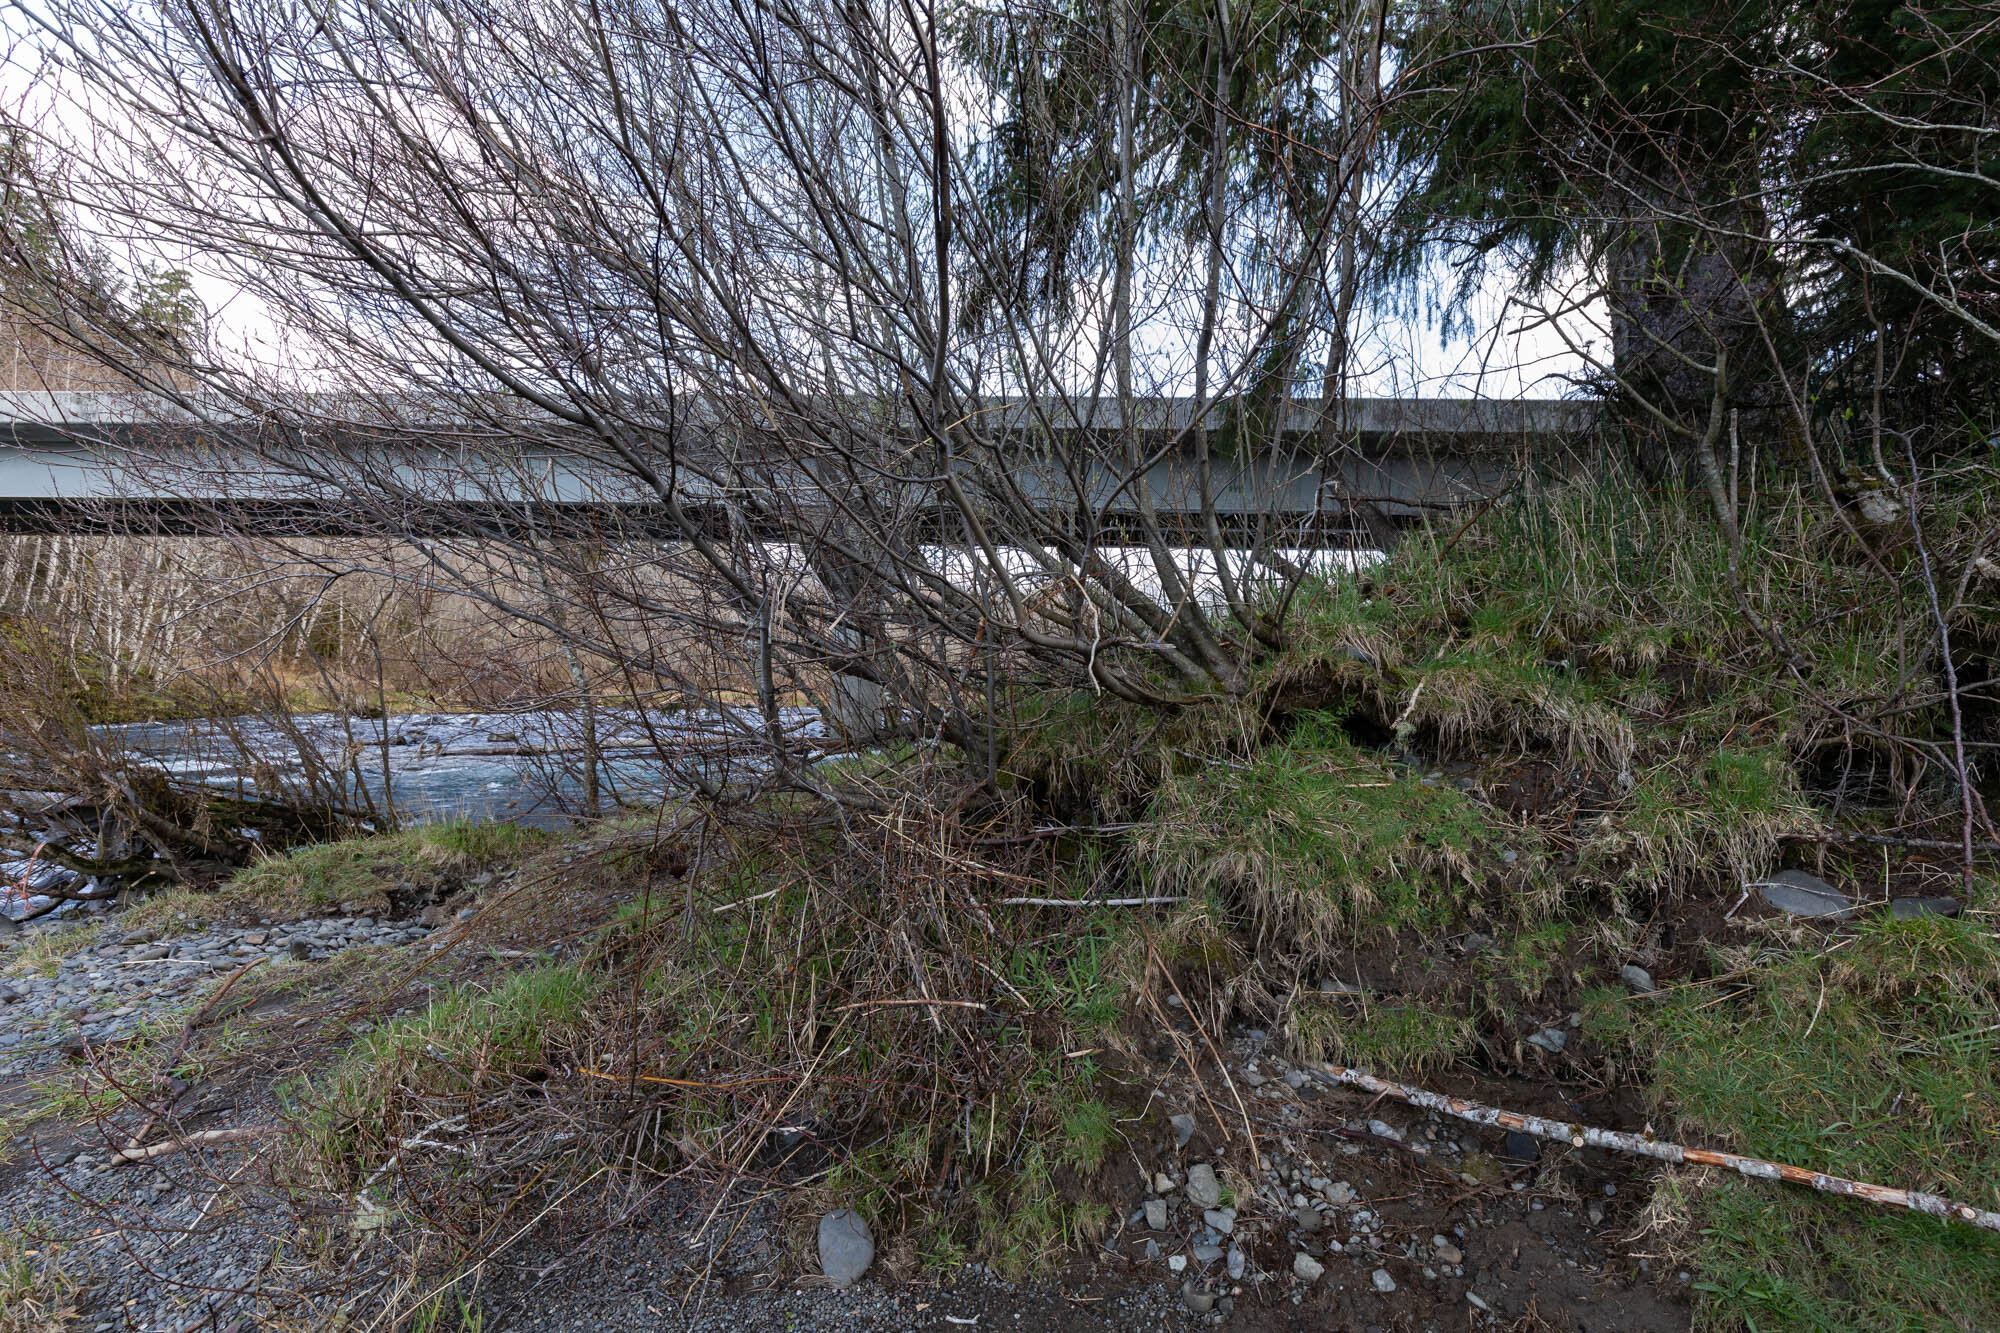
153;819;553;924
1139;714;1544;952
2;923;101;981
1615;915;2000;1331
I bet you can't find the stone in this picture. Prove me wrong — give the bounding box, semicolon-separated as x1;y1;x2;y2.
1322;1180;1356;1204
1227;1247;1245;1280
1620;964;1655;993
1202;1207;1235;1234
1153;1171;1176;1194
1527;1027;1568;1054
1433;1239;1463;1265
1889;896;1961;920
417;906;448;928
1502;1131;1541;1163
1292;1253;1324;1282
1183;1288;1215;1314
1186;1163;1222;1209
288;940;311;960
1372;1268;1397;1293
1367;1119;1402;1141
1292;1205;1323;1233
1242;1067;1267;1088
1752;869;1855;920
1168;1255;1188;1273
1192;1243;1224;1264
816;1208;874;1287
1145;1198;1169;1231
131;945;169;962
1170;1113;1197;1149
1284;1069;1308;1089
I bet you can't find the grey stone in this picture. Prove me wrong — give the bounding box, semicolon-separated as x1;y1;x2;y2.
1753;869;1855;920
816;1208;874;1287
130;945;169;962
1889;896;1961;920
1433;1238;1463;1265
1227;1247;1245;1280
1192;1243;1224;1264
1527;1027;1568;1053
1292;1205;1324;1233
1620;964;1655;993
1502;1130;1541;1163
1293;1253;1324;1282
1322;1180;1356;1204
1202;1207;1235;1234
1372;1268;1397;1293
1367;1118;1401;1141
1145;1198;1168;1231
1186;1163;1222;1209
1183;1288;1215;1314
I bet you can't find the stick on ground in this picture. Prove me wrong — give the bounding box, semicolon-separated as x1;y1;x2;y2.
1314;1065;2000;1234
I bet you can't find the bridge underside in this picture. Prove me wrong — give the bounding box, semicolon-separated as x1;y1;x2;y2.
0;392;1600;545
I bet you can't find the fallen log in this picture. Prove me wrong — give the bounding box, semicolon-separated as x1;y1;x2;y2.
1313;1064;2000;1234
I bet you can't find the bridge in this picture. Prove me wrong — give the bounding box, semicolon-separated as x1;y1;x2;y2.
0;389;1601;541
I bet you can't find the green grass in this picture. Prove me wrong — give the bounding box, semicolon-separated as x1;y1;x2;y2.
1289;996;1475;1077
1625;915;2000;1331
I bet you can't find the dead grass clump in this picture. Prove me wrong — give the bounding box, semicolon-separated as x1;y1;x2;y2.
0;1221;83;1333
278;784;1163;1311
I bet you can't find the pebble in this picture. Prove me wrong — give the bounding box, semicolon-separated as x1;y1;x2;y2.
1372;1268;1397;1293
1292;1253;1324;1282
1202;1207;1235;1234
1185;1163;1222;1209
1889;896;1961;920
816;1209;873;1287
1145;1198;1168;1231
1170;1114;1197;1149
1752;868;1855;920
1527;1026;1568;1053
1182;1288;1214;1314
1620;963;1655;993
1433;1237;1463;1265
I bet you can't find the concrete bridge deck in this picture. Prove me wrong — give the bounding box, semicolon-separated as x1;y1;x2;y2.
0;390;1601;539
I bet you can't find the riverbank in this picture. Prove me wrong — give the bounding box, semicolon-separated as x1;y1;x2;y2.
0;473;1994;1331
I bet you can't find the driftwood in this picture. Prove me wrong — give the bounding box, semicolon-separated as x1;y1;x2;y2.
109;1127;269;1164
1314;1065;2000;1234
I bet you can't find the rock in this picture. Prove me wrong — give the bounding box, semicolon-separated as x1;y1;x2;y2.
1192;1243;1224;1264
1372;1268;1397;1293
1620;964;1655;993
131;945;169;962
1433;1238;1463;1265
1502;1131;1541;1163
1183;1288;1215;1314
1242;1068;1267;1088
1170;1113;1197;1148
1202;1207;1235;1234
1145;1198;1169;1231
1168;1255;1188;1273
1186;1163;1222;1209
1322;1180;1356;1204
1292;1253;1324;1282
120;928;159;946
1227;1247;1245;1280
1752;869;1855;920
1153;1171;1176;1194
1527;1027;1568;1054
242;931;268;946
1284;1069;1307;1089
1292;1205;1323;1233
1889;896;1961;920
816;1208;874;1287
288;940;311;961
417;906;448;928
1367;1119;1401;1141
